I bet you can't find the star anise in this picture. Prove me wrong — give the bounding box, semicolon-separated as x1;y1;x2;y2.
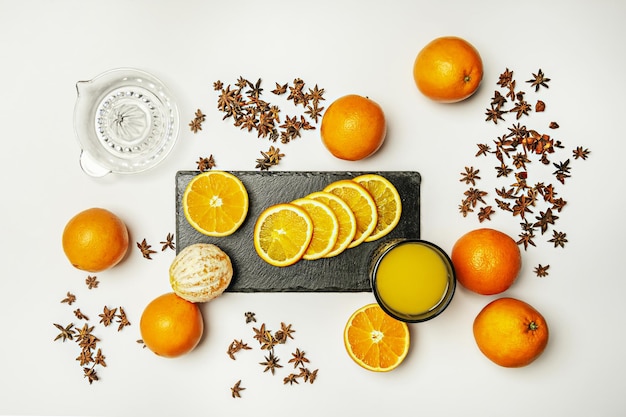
99;306;117;327
288;348;309;368
283;373;300;385
512;195;533;219
116;307;131;331
495;163;513;178
552;159;571;184
137;239;157;259
231;380;245;398
516;231;536;250
53;323;75;342
510;100;532;119
490;90;507;108
94;348;106;367
572;146;590;160
83;366;99;384
244;311;256;323
160;233;175;251
61;292;76;305
260;352;283;375
460;166;481;185
73;309;89;320
534;208;559;234
189;118;202;133
196;155;216;172
485;105;506;124
526;69;550;91
463;188;488;207
497;68;514;87
227;339;252;360
477;206;494;222
85;275;99;289
548;230;568;248
272;82;287;95
213;80;223;91
475;143;491;157
534;264;550;277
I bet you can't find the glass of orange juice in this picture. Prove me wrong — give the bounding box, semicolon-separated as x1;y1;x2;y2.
370;238;456;323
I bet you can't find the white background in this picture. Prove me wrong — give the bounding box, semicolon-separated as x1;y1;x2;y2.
1;0;625;416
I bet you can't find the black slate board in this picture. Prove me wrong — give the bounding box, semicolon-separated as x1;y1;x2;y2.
175;171;421;292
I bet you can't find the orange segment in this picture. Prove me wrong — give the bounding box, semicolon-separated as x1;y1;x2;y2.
183;171;249;237
306;191;357;258
352;174;402;242
291;198;339;260
253;203;314;267
343;303;410;372
323;180;377;248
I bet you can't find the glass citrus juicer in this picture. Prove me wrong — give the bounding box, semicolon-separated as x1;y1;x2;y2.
73;68;180;177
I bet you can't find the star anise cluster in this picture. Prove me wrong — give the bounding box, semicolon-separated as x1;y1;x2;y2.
460;68;590;250
226;315;319;398
54;291;133;384
255;146;285;171
136;234;175;259
214;77;325;170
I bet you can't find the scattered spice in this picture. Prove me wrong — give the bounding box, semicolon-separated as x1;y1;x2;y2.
189;109;206;133
244;311;256;323
534;264;550;277
85;275;99;289
255;146;285;171
73;309;89;320
459;68;590;256
54;302;132;384
61;292;76;305
213;77;325;170
231;380;245;398
160;233;176;251
136;239;157;259
196;155;216;172
227;314;319;396
99;306;117;327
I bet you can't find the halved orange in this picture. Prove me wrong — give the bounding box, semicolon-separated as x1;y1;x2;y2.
352;174;402;242
344;303;410;372
183;171;249;237
306;191;357;258
253;203;314;267
323;180;378;248
291;198;339;260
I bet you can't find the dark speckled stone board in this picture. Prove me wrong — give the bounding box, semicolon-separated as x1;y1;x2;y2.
175;171;420;292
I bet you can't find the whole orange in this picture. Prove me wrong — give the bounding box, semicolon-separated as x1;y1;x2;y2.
139;292;204;358
473;297;549;367
451;228;521;295
62;207;129;272
320;94;386;161
413;36;483;103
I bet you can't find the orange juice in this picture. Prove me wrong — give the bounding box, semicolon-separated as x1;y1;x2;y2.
372;240;454;321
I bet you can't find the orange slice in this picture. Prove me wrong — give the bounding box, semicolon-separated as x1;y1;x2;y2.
323;180;378;248
183;171;249;237
353;174;402;242
343;303;410;372
253;203;314;267
291;198;339;260
306;191;357;257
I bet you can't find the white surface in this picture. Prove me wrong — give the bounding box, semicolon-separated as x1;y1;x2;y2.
1;0;624;416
